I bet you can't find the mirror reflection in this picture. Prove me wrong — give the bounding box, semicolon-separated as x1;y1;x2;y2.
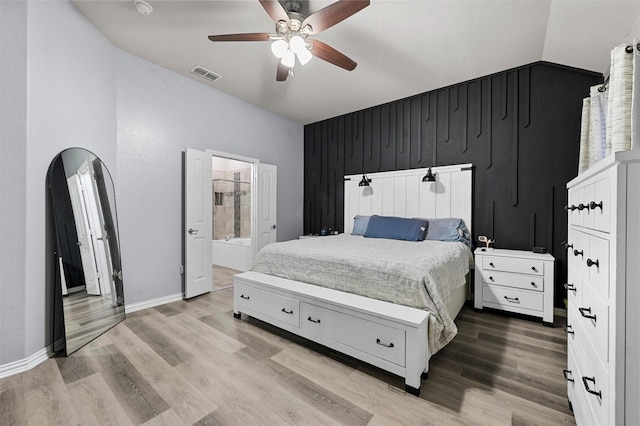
48;148;124;355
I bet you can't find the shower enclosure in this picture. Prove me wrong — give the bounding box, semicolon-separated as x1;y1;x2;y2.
211;159;252;271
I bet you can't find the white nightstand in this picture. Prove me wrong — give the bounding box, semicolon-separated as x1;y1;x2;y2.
474;248;555;325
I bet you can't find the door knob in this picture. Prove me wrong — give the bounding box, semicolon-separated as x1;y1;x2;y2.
271;225;277;230
188;228;199;235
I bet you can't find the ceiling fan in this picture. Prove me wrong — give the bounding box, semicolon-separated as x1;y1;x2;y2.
208;0;370;81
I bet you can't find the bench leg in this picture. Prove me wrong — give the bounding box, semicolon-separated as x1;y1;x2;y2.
233;312;241;319
405;384;421;396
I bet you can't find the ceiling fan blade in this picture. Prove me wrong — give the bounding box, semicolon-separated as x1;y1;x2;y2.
276;62;289;81
309;40;357;71
259;0;290;25
208;33;272;42
301;0;369;35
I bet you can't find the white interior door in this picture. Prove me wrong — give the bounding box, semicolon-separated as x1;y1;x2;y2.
184;148;213;298
255;163;277;256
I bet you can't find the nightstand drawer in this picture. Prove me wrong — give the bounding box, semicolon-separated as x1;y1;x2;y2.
483;285;543;312
482;256;544;276
482;270;544;291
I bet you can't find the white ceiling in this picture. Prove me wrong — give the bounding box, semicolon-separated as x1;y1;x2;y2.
72;0;640;125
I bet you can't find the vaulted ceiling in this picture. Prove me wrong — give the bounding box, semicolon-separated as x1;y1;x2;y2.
72;0;640;124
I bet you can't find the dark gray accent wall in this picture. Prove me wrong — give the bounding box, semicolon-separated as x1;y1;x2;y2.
303;62;601;308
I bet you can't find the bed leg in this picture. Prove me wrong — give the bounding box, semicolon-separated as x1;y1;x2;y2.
233;312;241;319
421;371;429;381
405;385;421;396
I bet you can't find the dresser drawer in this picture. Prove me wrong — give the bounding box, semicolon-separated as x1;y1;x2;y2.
301;302;406;367
482;285;543;312
566;267;581;308
577;284;610;365
586;235;610;301
574;343;610;426
482;270;544;291
482;256;544;276
235;282;300;328
569;176;611;233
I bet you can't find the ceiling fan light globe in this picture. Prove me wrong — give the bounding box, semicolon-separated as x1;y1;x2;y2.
296;47;312;65
289;35;306;54
271;40;288;58
281;50;296;68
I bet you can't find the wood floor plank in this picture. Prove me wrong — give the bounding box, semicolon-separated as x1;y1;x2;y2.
67;372;134;426
124;317;193;367
0;387;27;426
109;324;217;425
90;343;170;424
22;359;80;426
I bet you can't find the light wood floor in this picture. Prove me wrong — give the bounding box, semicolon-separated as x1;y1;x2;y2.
1;267;574;425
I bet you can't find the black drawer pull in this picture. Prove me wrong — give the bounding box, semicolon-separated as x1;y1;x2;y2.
504;296;520;303
530;282;538;288
240;294;250;300
376;338;394;348
573;249;583;257
281;308;294;315
586;258;599;268
563;369;574;382
566;243;573;250
579;307;597;322
531;266;538;272
582;376;602;398
565;205;577;211
564;325;574;335
589;201;603;210
564;283;576;292
489;262;495;267
307;316;321;324
577;203;587;211
489;276;494;281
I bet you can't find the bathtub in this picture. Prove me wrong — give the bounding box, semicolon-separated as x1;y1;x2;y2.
212;237;252;272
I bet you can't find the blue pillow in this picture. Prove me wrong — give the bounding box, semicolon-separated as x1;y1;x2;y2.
363;215;428;241
351;215;370;235
426;218;471;247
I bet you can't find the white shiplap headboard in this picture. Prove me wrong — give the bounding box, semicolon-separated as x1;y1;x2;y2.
344;164;473;235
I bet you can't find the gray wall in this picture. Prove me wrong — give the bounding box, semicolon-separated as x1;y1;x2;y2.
116;51;303;304
0;0;28;367
0;0;303;368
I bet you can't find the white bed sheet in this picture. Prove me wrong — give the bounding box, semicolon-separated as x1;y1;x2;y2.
251;234;474;354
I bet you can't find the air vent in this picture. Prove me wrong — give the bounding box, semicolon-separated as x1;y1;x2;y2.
190;66;222;82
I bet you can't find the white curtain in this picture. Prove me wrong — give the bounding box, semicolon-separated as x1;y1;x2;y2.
632;40;640;150
589;85;608;165
607;44;634;154
579;43;636;174
579;97;591;174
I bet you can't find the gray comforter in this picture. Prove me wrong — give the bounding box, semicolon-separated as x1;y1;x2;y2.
251;234;474;354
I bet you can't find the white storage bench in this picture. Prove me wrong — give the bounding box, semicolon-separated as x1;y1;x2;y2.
233;271;429;395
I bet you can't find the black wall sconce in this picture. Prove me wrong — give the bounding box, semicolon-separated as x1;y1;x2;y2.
422;167;436;182
358;174;372;187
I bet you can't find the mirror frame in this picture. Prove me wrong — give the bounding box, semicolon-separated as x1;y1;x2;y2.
47;147;125;355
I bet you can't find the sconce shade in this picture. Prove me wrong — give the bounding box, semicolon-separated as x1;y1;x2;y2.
358;174;371;187
422;167;436;182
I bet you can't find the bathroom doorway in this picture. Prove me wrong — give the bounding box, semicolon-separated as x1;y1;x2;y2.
184;148;277;298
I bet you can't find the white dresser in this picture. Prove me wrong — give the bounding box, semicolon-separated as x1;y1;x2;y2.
565;151;640;426
474;248;555;324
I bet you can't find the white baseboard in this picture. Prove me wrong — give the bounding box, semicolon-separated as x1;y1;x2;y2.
125;292;183;314
0;293;183;379
0;345;53;380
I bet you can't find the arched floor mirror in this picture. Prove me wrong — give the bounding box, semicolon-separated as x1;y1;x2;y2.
47;148;125;355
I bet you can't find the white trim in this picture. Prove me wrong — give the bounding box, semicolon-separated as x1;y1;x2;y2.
205;149;258;165
124;292;183;314
0;345;53;379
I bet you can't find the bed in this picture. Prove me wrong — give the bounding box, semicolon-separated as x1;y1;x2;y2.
233;163;473;395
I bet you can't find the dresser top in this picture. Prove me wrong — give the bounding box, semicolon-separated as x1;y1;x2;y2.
474;247;554;261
